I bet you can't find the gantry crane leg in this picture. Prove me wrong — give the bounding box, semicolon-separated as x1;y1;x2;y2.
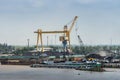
40;32;43;52
68;34;71;49
36;29;44;52
36;30;40;51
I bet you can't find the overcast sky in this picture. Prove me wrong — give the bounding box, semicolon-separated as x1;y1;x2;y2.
0;0;120;46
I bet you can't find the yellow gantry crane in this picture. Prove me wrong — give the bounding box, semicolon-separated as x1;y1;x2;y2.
34;16;78;52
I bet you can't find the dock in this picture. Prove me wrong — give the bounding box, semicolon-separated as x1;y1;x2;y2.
102;63;120;68
30;63;81;69
30;62;104;72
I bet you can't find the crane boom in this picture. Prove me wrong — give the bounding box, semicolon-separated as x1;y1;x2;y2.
78;35;84;46
69;16;78;32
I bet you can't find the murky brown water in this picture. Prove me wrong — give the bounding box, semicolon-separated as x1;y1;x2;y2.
0;65;120;80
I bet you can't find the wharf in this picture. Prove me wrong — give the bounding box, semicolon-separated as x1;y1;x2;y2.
30;62;104;72
102;63;120;68
30;63;81;69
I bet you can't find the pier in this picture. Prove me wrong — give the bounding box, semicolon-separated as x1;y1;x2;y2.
30;62;104;72
102;63;120;68
30;63;80;69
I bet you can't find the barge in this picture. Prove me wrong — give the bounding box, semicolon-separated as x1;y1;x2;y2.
30;61;104;71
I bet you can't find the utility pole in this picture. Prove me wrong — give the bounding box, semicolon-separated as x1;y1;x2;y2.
47;36;48;46
27;39;30;48
55;35;56;45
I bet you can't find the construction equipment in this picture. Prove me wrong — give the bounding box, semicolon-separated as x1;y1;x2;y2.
63;16;78;49
77;35;84;46
34;16;78;52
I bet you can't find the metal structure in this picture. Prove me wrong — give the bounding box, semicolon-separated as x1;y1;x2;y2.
77;35;84;46
34;16;78;52
27;39;30;48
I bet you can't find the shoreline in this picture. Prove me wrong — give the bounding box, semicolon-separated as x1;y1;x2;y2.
0;65;120;72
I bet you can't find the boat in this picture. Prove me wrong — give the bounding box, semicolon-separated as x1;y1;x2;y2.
75;61;105;72
30;61;104;72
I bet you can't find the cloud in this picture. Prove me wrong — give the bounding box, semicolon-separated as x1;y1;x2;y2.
76;0;115;4
0;0;49;13
28;0;45;8
0;0;46;10
76;0;100;4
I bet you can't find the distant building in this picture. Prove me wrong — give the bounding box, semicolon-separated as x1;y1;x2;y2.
28;47;53;52
0;54;14;57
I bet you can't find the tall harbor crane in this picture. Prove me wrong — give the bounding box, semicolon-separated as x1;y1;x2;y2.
34;16;78;52
62;16;78;50
77;35;84;46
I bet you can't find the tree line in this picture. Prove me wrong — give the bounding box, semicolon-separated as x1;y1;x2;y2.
0;43;14;54
1;43;120;56
72;45;120;55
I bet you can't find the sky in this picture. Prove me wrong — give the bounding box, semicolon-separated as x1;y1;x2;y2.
0;0;120;46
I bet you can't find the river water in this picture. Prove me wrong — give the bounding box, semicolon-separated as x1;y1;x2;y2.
0;65;120;80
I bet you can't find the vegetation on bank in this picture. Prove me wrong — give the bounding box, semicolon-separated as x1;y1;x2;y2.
0;43;14;54
0;43;120;56
72;45;120;54
0;43;35;55
13;47;35;55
